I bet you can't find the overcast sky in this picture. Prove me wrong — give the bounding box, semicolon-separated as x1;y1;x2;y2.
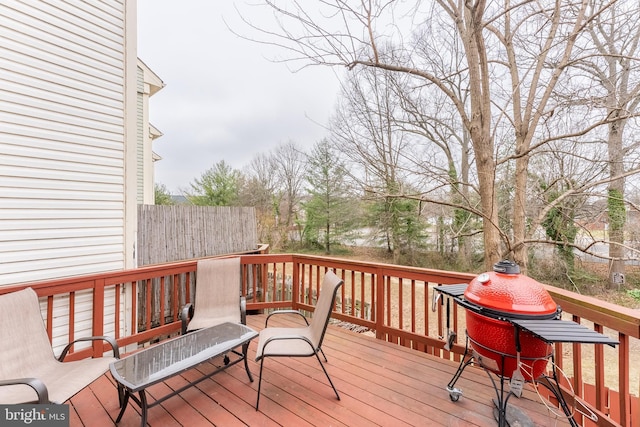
137;1;341;193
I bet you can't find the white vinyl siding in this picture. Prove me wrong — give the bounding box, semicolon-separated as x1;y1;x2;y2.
43;289;122;356
0;0;127;286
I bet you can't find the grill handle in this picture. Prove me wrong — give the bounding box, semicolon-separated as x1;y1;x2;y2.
454;297;486;314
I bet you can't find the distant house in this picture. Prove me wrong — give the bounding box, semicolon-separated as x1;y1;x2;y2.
0;2;162;287
137;59;164;205
171;195;191;205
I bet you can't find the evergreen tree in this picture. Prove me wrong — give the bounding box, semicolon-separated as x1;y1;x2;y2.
302;140;353;253
541;183;579;271
187;160;241;206
154;183;175;205
366;191;428;264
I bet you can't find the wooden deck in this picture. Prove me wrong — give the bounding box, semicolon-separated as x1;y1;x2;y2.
68;313;571;427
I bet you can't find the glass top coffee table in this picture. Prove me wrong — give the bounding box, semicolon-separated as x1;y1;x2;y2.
110;322;258;427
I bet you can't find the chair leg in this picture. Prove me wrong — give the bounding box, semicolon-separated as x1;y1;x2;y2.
319;347;328;362
314;352;340;401
255;357;265;410
243;342;254;382
256;352;339;411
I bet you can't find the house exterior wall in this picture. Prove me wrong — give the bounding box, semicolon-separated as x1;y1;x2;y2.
136;59;164;206
0;0;137;286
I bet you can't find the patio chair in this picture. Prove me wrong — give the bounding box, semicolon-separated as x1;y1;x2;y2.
180;257;246;334
254;270;344;409
180;256;253;380
0;287;121;405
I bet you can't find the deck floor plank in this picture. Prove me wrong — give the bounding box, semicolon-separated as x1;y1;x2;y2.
67;313;571;427
176;364;259;427
71;374;118;427
186;365;283;427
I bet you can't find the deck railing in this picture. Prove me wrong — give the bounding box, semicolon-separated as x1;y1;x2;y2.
1;253;637;427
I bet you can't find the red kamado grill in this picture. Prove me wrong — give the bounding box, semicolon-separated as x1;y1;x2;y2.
463;260;558;381
436;260;619;427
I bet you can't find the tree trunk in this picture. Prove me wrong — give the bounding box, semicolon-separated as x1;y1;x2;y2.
457;126;473;267
608;116;626;288
512;152;530;272
462;0;501;271
325;221;331;254
476;151;501;270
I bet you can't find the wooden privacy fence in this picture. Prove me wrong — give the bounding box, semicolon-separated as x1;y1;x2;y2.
137;205;258;265
136;205;260;329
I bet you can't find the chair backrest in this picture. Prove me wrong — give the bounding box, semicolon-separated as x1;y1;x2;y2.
0;288;55;380
188;257;242;331
309;270;344;349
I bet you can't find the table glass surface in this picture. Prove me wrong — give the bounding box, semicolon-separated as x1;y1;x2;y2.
110;322;257;391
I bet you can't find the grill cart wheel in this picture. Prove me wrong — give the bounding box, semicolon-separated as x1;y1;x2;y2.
447;386;462;401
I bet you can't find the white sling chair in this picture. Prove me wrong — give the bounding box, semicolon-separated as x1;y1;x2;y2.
254;270;344;409
0;288;120;405
180;257;252;381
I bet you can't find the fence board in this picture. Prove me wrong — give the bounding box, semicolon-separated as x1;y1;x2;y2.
137;205;258;265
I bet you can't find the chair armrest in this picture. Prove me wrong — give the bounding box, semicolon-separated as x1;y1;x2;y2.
58;336;120;361
180;303;194;335
0;378;49;403
265;310;309;327
240;296;247;325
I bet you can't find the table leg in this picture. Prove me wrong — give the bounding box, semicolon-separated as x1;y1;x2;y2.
115;389;130;423
139;390;148;427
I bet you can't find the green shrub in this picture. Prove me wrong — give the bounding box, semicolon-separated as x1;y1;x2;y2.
626;288;640;301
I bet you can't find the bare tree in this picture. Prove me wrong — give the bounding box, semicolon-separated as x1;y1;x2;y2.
272;141;308;244
241;153;279;244
238;1;616;270
577;0;640;286
330;67;424;261
391;69;476;265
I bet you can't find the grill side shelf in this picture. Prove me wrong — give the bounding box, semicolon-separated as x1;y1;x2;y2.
510;318;619;347
434;284;468;298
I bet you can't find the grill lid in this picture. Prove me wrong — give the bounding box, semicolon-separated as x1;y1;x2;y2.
464;260;557;316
